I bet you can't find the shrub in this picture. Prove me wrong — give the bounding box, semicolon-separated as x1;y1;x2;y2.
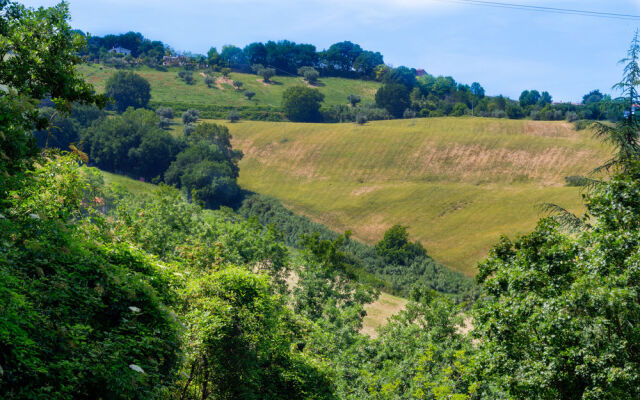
228;109;240;123
183;123;195;136
261;67;276;83
182;108;199;124
298;66;319;84
355;114;367;125
244;90;256;100
156;106;173;119
403;108;416;119
566;111;578;122
375;84;410;118
452;102;468;117
178;70;194;84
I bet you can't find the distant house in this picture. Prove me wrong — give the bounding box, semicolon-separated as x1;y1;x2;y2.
415;69;427;77
109;46;132;56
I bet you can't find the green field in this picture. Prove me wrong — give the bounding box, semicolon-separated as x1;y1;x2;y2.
211;117;611;276
78;64;380;109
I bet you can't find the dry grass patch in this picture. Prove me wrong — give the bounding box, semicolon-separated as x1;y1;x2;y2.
362;292;408;338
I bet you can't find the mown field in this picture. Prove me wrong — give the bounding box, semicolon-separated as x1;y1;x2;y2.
78;64;380;108
212;117;611;276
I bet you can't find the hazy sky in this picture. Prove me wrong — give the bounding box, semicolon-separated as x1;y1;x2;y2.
21;0;640;102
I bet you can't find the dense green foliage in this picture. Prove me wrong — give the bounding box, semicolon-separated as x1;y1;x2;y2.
375;84;410;118
105;71;151;112
238;195;477;301
0;160;181;399
8;3;640;399
83;108;180;181
469;35;640;399
79;31;167;66
165;123;242;207
0;0;105;202
35;101;243;207
282;86;325;122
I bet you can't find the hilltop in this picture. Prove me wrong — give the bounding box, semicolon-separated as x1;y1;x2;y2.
216;117;611;276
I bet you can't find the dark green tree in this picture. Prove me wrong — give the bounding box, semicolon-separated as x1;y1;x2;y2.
105;71;151;112
83;108;181;181
282;86;325;122
298;66;319;84
347;94;361;107
353;50;384;78
261;67;276;83
375;84;410;118
0;0;105;195
582;89;604;104
165;123;242;207
375;225;427;266
385;66;417;89
470;82;485;99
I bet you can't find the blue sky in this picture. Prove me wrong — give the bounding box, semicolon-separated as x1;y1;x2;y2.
22;0;640;102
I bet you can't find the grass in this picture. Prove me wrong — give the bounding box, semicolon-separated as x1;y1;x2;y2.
78;64;380;109
208;117;612;276
362;292;408;338
101;170;159;196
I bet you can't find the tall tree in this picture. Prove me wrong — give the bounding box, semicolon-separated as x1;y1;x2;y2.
282;86;325;122
0;0;105;200
375;84;410;118
105;71;151;112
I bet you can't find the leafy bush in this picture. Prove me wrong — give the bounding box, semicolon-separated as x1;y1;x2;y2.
82;108;182;181
227;109;240;122
182;108;199;124
155;106;173;119
238;194;477;300
177;70;194;84
375;84;410;118
282;86;325;122
105;71;151;112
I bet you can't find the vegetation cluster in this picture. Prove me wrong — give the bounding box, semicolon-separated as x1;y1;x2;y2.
4;2;640;400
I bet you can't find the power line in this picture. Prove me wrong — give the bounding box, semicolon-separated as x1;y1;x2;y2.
436;0;640;21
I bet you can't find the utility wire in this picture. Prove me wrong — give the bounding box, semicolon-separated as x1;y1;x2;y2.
436;0;640;21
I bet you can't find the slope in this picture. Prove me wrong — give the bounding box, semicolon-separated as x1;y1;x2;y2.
220;117;611;276
78;64;380;110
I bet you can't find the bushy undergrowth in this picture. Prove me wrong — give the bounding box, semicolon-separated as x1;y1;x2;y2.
238;194;477;302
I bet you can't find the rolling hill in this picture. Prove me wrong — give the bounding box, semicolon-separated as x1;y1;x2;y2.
214;117;611;276
78;64;380;112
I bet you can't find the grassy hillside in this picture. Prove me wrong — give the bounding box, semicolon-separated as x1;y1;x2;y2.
215;117;611;276
78;64;380;110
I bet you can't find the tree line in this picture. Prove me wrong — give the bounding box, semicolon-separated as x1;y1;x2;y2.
80;31;623;124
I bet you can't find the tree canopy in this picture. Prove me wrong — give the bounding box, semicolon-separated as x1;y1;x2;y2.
282;86;325;122
105;71;151;112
